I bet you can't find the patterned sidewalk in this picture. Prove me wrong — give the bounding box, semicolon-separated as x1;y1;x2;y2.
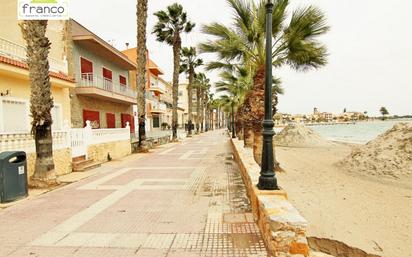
0;130;269;257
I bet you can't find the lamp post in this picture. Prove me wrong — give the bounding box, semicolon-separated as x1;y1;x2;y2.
257;0;279;190
231;101;236;138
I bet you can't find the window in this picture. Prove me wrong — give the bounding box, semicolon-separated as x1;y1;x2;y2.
51;104;62;131
80;57;93;81
0;98;28;132
102;68;112;81
119;75;127;86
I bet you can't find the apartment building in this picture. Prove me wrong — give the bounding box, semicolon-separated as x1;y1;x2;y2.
122;48;173;131
67;20;136;131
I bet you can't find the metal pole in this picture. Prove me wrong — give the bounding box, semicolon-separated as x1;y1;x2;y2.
257;0;278;190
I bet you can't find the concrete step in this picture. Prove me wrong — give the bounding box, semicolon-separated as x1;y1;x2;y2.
73;161;101;172
72;159;94;169
72;155;86;163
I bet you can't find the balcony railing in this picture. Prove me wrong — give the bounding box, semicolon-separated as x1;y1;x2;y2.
151;101;167;113
78;73;137;99
149;77;166;93
0;37;68;74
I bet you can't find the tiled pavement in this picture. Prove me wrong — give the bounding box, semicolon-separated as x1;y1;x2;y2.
0;130;269;257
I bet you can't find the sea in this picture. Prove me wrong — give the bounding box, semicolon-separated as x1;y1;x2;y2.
275;119;412;144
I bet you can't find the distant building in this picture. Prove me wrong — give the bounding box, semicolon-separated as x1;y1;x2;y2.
122;48;168;132
338;111;365;121
178;81;198;129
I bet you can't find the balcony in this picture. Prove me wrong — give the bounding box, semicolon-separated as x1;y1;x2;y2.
0;37;68;74
75;73;137;105
149;77;166;94
150;101;167;114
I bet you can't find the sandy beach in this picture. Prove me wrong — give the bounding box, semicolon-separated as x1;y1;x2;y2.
276;143;412;257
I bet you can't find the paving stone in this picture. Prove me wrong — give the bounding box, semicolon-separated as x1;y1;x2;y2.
0;130;269;257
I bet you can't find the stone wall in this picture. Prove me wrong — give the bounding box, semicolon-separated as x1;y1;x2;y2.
230;138;310;257
26;148;72;182
87;140;131;163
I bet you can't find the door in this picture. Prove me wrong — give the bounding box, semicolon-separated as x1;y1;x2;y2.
80;57;93;82
106;113;116;128
71;128;87;158
102;67;113;91
121;113;135;133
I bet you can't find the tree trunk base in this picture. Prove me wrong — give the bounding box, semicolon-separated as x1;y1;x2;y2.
137;147;149;153
137;140;150;153
29;177;60;189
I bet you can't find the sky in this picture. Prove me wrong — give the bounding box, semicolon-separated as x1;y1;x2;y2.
70;0;412;116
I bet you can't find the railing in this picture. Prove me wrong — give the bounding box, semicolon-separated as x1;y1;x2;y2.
0;131;70;153
78;73;137;99
150;77;166;92
151;102;167;112
92;127;130;145
0;121;131;158
0;37;68;74
70;120;131;158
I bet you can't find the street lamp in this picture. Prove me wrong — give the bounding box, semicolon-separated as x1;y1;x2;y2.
257;0;279;190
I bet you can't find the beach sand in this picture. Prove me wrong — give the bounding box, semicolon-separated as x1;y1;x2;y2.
276;143;412;257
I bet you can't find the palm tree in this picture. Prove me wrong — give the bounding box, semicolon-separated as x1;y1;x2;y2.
153;3;195;140
180;46;203;136
200;0;328;163
215;66;253;140
20;21;57;187
194;73;210;133
136;0;148;151
380;106;389;120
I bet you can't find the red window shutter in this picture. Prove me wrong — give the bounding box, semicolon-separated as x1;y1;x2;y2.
80;58;93;74
106;113;115;128
121;113;134;133
129;115;135;133
119;75;127;86
83;110;100;128
102;68;112;80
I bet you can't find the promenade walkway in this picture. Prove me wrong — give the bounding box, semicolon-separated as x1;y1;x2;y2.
0;130;269;257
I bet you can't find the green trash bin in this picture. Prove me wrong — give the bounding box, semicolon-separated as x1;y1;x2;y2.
0;151;28;203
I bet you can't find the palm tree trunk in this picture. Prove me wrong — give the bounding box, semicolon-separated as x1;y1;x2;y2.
187;66;194;137
195;87;201;133
20;20;57;187
209;109;214;130
244;126;254;147
236;123;243;140
136;0;148;151
200;88;204;132
216;110;218;129
205;104;209;132
250;66;265;161
247;65;278;168
171;32;181;140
